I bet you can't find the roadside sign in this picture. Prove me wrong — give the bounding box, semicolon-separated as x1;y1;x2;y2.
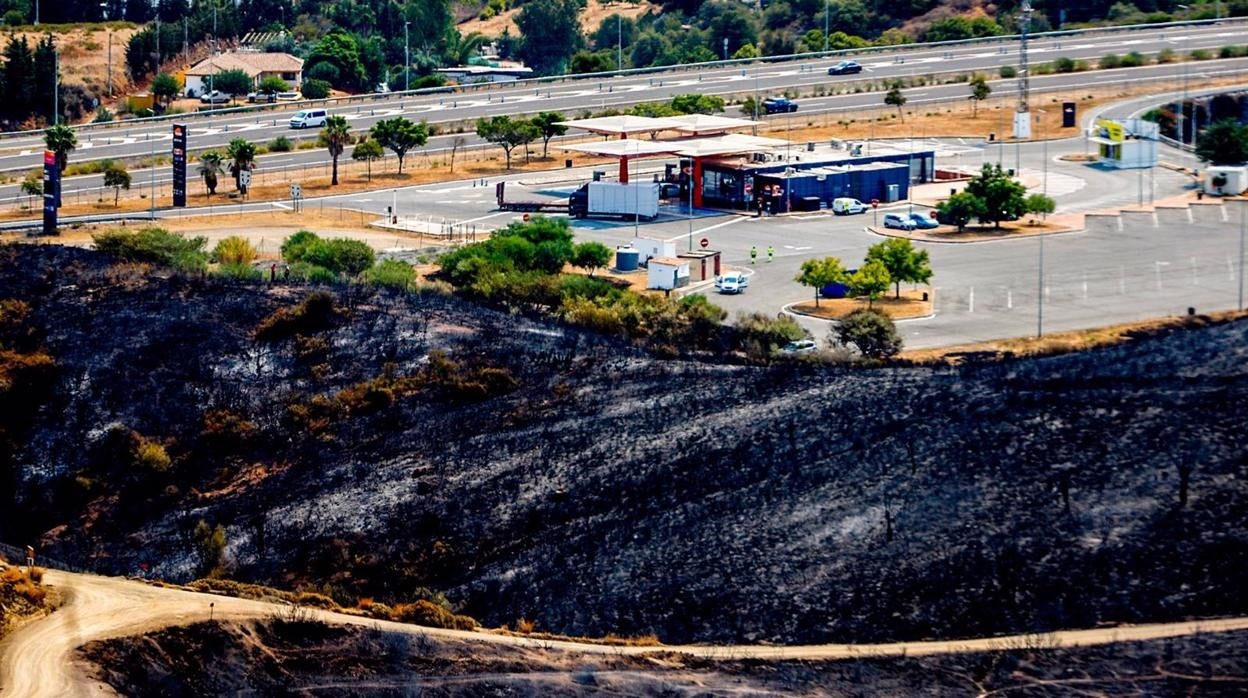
699;237;709;248
171;123;187;207
870;198;879;208
290;183;302;199
238;170;252;188
522;213;531;221
42;150;57;236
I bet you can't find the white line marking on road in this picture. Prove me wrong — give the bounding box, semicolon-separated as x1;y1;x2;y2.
271;202;292;210
456;211;510;224
968;286;974;313
1007;289;1013;309
663;216;746;242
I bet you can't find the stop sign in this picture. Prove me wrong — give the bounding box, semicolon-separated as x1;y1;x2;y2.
870;199;880;209
699;237;709;248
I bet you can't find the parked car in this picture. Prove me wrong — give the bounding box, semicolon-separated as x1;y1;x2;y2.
779;339;818;355
199;90;231;104
246;92;277;103
762;97;798;114
289;108;329;129
276;92;300;101
908;211;940;229
827;60;863;75
714;272;750;294
883;213;916;230
831;197;868;215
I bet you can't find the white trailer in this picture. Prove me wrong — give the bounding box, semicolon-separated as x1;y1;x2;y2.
570;182;660;219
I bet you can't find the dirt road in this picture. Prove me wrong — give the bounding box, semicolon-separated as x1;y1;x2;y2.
4;569;1248;697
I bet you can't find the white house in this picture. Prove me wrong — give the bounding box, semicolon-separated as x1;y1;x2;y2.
183;52;304;97
648;257;691;291
1088;119;1159;169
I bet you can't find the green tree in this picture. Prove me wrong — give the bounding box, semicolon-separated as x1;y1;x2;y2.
257;75;289;99
476;115;540;169
212;236;259;265
733;43;761;59
885;81;907;121
936;191;986;232
352;138;384;181
212;68;253;101
43;124;77;173
198;150;224;196
1195;118;1248;165
795;256;848;308
569;50;616;74
370;117;429;174
968;74;991;116
865;237;932;299
1024;193;1056;220
305;31;367;90
592;15;636;53
301;78;331;100
530;111;568;160
964;163;1027;228
103;163;131;206
516;0;584;75
150;72;180;107
848;260;891;307
571;241;612;276
924;16;1003;42
670;93;725;115
835;308;902;359
226;138;257;193
19;172;41;209
320;115;352;186
444;30;489;66
707;2;759;58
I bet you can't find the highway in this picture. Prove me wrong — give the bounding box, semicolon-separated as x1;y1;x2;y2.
0;19;1245;175
5;54;1247;212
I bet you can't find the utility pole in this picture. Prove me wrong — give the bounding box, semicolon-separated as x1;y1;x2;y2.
823;0;829;53
617;15;623;72
34;0;38;26
53;48;58;125
1013;0;1032;142
404;22;411;92
107;30;113;97
1240;202;1245;310
1037;236;1045;337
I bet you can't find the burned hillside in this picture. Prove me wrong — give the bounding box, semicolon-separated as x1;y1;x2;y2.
2;244;1247;645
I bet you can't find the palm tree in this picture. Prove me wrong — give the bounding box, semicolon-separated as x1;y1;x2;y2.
198;150;224;196
44;124;78;173
444;30;488;66
320;115;352;186
225;138;257;193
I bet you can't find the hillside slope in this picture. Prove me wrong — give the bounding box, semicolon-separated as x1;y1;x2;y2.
1;244;1246;646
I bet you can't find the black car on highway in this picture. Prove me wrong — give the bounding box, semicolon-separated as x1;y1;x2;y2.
762;97;798;114
827;60;863;75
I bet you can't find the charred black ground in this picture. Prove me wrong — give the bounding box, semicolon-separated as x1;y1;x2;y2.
3;244;1247;645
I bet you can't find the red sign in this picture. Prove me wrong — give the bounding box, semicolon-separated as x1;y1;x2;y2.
43;150;55;166
870;198;879;209
699;237;709;248
522;213;530;222
929;210;938;219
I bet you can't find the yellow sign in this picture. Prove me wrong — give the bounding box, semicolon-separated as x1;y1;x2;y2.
1098;119;1125;142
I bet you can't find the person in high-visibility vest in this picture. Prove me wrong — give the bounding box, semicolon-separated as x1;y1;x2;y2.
750;246;758;264
767;245;775;263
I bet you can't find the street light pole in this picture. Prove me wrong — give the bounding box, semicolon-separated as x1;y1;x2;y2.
823;0;829;53
1037;236;1045;336
404;22;411;92
617;15;623;72
1239;202;1245;310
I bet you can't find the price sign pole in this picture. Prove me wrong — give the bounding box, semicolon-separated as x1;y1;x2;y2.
42;150;58;236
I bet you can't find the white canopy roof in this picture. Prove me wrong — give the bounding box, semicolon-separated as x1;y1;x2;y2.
666;114;760;135
559;139;685;157
671;133;790;157
555;115;686;136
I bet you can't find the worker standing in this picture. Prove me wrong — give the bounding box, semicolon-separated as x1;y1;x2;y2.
750;246;758;264
767;245;775;263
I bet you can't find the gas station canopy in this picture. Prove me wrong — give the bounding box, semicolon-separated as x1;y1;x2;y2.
554;115;686;138
559;139;686;158
665;114;760;135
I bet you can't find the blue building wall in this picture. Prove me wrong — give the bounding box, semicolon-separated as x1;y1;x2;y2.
700;151;935;210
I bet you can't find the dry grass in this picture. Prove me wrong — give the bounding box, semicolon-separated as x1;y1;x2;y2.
901;309;1248;364
792;288;933;320
460;0;657;40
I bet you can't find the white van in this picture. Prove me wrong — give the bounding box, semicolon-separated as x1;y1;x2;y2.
832;197;868;215
289;109;328;129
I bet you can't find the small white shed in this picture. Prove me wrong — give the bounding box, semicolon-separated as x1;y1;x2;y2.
1204;166;1248;196
647;257;690;291
633;237;677;266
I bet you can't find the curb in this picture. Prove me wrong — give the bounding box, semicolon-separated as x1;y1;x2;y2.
865;224;1087;244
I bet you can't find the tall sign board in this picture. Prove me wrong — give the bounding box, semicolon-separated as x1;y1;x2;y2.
172;123;187;207
42;150;58;236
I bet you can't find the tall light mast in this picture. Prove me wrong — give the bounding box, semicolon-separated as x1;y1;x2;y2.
1013;0;1033;140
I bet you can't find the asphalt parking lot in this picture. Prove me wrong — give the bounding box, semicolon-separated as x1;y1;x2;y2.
323;136;1243;350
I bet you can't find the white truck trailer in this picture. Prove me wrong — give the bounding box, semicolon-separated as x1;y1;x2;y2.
569;182;660;220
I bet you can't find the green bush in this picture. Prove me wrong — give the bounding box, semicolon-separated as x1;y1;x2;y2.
1099;53;1122;69
134;438;171;472
287;262;337;284
1218;46;1247;59
1052;56;1076;73
91;227;209;272
1120;51;1147;68
834;308;902;359
363;259;417;290
1190;49;1212;61
1157;48;1177;64
281;231;376;277
301;78;331;99
390;599;476;630
216;262;263;281
268;135;293;152
733;312;808;357
998;65;1016;78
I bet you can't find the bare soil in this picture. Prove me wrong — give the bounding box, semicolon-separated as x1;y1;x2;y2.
79;619;1248;696
459;0;657;40
791;288;933;320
